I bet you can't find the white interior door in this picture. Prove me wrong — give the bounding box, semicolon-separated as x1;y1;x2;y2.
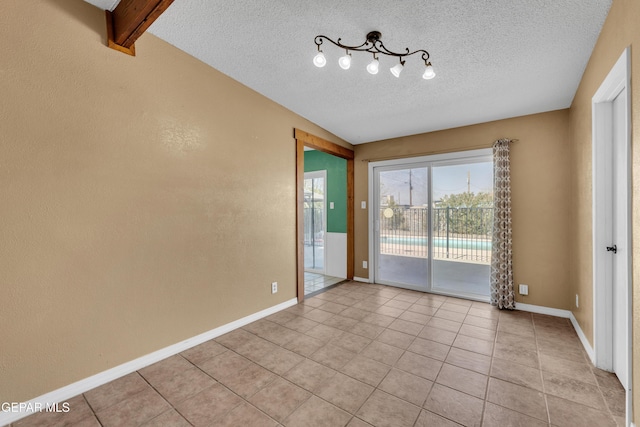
592;48;631;420
611;87;628;389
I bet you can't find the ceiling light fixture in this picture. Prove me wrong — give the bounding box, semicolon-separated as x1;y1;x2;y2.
390;60;404;78
313;31;434;79
338;53;352;70
313;50;327;67
366;55;379;75
422;64;436;80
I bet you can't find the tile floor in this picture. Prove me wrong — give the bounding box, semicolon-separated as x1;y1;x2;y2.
13;282;625;427
304;272;345;295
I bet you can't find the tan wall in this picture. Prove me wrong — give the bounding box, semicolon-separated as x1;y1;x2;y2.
568;0;640;419
354;110;572;309
0;0;350;402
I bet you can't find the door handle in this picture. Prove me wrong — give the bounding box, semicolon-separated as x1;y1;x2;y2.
606;245;617;254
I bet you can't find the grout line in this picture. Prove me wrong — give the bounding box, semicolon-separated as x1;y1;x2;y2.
80;393;104;427
531;311;552;426
135;369;193;426
477;306;500;427
80;390;99;420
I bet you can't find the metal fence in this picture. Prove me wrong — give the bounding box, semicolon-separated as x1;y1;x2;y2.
379;206;493;263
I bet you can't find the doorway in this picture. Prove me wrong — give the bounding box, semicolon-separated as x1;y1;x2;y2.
303;163;346;295
295;129;354;302
592;47;631;422
369;149;493;301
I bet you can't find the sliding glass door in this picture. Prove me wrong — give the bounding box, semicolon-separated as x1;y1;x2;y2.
371;150;493;300
376;165;429;289
304;171;326;273
431;160;493;297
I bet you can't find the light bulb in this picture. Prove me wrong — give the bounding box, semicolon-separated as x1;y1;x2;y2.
422;64;436;80
366;59;379;75
313;51;327;68
390;63;404;78
338;54;351;70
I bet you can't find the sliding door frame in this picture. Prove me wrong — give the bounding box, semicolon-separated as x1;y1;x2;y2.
295;129;354;302
372;161;430;291
368;148;492;298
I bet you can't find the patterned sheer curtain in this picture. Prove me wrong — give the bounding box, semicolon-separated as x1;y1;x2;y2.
490;139;515;309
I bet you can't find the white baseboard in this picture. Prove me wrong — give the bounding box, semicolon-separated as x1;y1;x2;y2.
516;302;573;318
568;314;596;364
0;298;298;426
516;303;595;363
352;276;370;283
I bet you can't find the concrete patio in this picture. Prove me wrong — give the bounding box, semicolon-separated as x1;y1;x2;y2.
377;254;490;300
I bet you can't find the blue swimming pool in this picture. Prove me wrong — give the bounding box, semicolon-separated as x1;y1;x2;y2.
380;236;491;250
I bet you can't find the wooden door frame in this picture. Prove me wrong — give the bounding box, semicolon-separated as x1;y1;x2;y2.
295;129;354;302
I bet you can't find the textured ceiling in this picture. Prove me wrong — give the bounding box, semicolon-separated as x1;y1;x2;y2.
88;0;119;10
86;0;611;144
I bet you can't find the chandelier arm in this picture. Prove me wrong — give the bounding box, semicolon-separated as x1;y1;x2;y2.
314;35;369;52
373;40;431;61
314;35;430;61
408;49;430;61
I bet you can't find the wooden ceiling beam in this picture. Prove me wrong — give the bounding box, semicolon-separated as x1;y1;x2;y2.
106;0;175;56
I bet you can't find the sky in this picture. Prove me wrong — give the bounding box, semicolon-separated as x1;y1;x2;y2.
380;161;493;206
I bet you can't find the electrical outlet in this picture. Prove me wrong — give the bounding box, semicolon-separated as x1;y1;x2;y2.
576;294;579;308
271;282;278;294
518;284;529;295
330;202;334;209
362;261;368;269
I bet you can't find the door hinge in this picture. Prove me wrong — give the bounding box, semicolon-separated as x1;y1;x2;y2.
606;245;617;254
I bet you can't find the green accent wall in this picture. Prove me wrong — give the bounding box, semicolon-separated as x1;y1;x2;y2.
304;150;347;233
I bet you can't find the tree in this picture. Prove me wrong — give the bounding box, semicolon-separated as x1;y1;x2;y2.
436;191;493;236
437;191;493;208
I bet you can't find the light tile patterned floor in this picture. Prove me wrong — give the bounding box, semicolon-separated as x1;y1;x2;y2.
14;282;625;426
